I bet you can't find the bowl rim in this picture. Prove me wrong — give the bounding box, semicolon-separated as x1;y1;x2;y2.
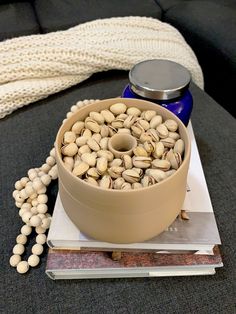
55;98;191;193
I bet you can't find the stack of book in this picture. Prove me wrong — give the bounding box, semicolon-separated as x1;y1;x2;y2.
45;123;223;280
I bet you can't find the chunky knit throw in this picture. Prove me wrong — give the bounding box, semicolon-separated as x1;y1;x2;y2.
0;17;203;119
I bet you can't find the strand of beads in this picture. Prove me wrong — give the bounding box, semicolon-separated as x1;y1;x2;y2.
10;99;99;274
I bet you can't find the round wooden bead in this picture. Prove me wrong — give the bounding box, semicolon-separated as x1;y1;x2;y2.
19;189;28;200
21;225;32;236
30;206;38;214
20;177;29;187
41;217;51;229
16;234;27;245
37;186;47;194
29;215;42;227
37;194;48;204
15;202;23;209
29;192;38;200
19;207;30;217
37;213;45;220
46;156;56;166
15;180;23;191
28;254;40;267
15;194;24;203
9;255;21;267
32;244;44;255
36;234;47;245
21;203;31;211
28;170;38;181
50;148;56;158
25;184;35;197
32;179;44;192
38;171;45;177
12;190;19;198
37;204;48;214
31;199;38;207
41;174;51;186
22;211;33;224
13;244;25;255
70;105;78;113
35;226;46;234
41;163;51;173
17;261;29;274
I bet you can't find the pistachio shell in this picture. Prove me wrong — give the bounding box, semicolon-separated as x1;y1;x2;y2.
117;128;131;134
132;156;152;168
110;103;127;115
166;149;182;169
146;129;159;142
86;167;100;180
174;139;185;156
81;129;92;138
97;150;114;162
111;118;124;129
63;131;76;144
132;167;143;177
136;119;150;131
131;125;143;138
141;110;156;121
89;111;105;124
168;132;180;141
141;175;156;187
72;162;89;177
101;109;115;123
160;137;175;148
85;117;101;133
132;182;143;189
126;107;141;116
76;136;88;147
165;169;176;177
71;121;85;135
92;133;102;144
122;169;140;183
100;125;109;138
133;146;148;157
84;177;99;186
143;140;155;154
164;119;178;132
151;159;171;171
109;158;123;167
152;141;165;159
78;144;91;156
61;143;78;157
114;177;125;189
121;182;132;190
87;138;101;151
108;125;117;137
81;153;97;167
150;115;162;129
117;113;128;120
123;115;136;128
100;137;109;150
139;132;152;143
156;124;169;139
149;169;167;182
108;166;125;179
99;175;113;189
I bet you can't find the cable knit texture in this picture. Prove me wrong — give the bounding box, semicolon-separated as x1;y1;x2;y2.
0;17;204;119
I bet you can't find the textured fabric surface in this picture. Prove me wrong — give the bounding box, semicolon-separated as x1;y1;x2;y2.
0;71;235;313
34;0;162;33
162;0;236;117
0;2;40;42
0;16;204;119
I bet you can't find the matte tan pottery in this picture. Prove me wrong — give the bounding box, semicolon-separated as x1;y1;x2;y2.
55;98;191;244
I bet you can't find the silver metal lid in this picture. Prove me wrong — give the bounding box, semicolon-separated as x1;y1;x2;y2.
129;59;191;100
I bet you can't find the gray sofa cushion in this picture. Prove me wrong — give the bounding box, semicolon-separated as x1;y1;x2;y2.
0;2;40;41
34;0;162;33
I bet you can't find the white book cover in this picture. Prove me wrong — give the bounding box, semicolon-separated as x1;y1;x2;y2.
47;122;221;251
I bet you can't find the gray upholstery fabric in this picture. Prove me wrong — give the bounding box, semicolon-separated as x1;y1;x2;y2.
34;0;162;33
0;71;235;313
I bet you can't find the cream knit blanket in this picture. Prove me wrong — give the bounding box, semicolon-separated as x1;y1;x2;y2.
0;17;203;119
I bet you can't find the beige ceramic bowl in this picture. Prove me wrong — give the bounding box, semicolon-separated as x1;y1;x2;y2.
55;98;191;244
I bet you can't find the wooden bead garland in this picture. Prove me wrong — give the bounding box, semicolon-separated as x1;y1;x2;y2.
10;99;99;274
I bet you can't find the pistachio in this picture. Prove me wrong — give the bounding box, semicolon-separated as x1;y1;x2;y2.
132;156;152;168
131;125;143;138
151;159;171;171
146;129;159;142
113;177;125;189
63;131;76;144
84;177;99;186
132;167;143;177
97;150;114;162
61;143;78;157
92;133;102;144
122;169;140;183
100;125;109;138
132;182;143;189
160;137;175;148
133;146;148;157
143;140;155;154
149;169;167;182
166;149;182;169
121;154;132;169
96;157;108;174
81;128;92;139
165;169;176;177
101;109;115;123
110;103;127;115
81;153;97;167
123;115;136;128
121;182;132;190
164;119;178;132
168;132;180;141
76;136;88;147
150;115;162;129
141;110;156;121
99;175;113;189
117;128;131;134
111;118;124;129
156;124;169;139
72;162;89;177
64;162;73;171
63;156;74;167
89;111;105;124
108;166;125;179
152;141;165;159
117;113;128;120
78;144;91;156
108;125;117;137
139;132;152;143
71;121;85;135
141;175;156;187
126;107;141;116
85;117;101;133
100;137;109;150
136;119;150;131
86;167;100;180
109;158;123;167
87;138;101;151
74;158;83;168
174;139;185;156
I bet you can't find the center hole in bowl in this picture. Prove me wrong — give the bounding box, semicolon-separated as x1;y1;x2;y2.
108;133;137;157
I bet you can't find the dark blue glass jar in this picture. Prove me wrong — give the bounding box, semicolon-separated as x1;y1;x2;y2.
122;60;193;126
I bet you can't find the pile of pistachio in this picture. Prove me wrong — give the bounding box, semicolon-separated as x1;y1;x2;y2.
61;102;185;190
